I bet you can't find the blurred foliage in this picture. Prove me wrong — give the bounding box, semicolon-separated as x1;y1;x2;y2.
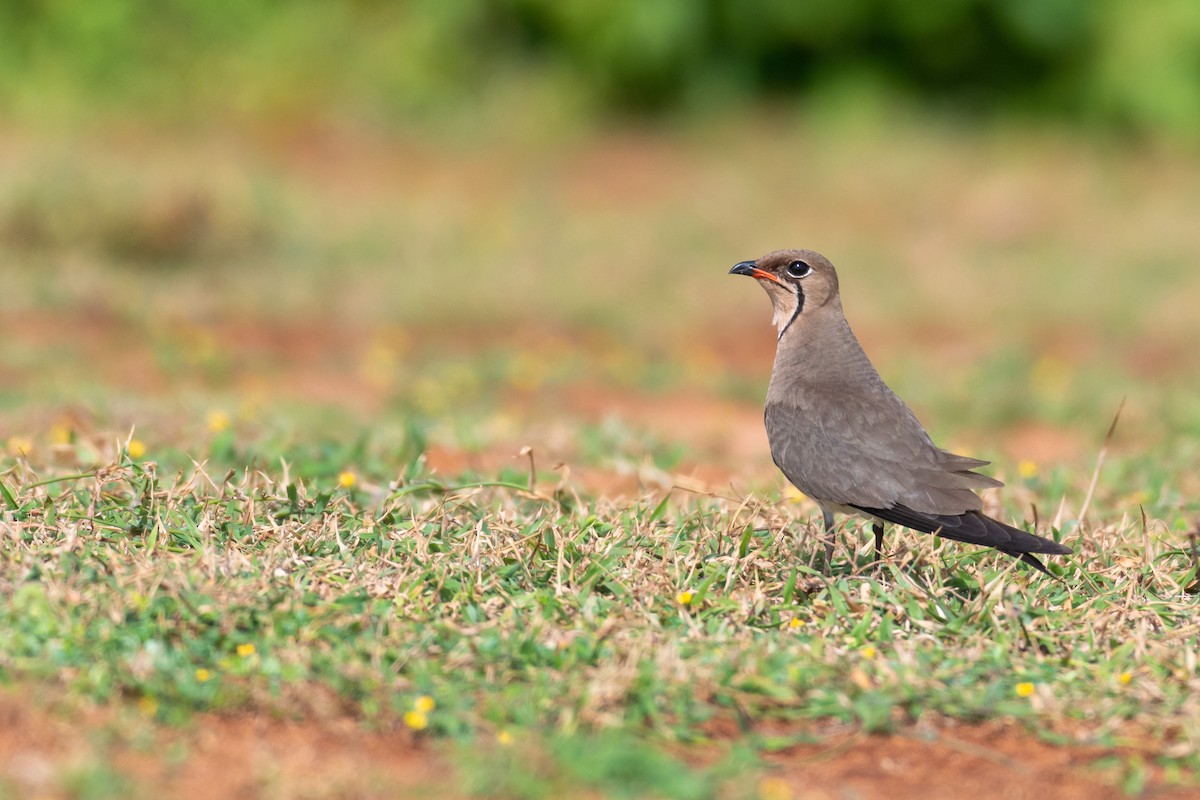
2;0;1200;137
0;161;279;263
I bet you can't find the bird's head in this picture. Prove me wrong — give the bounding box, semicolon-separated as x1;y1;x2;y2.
729;249;840;337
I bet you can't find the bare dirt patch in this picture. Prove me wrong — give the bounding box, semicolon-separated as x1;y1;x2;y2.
753;719;1188;800
0;690;451;800
1;690;1192;799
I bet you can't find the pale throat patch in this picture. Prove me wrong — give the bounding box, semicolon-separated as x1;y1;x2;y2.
766;284;801;338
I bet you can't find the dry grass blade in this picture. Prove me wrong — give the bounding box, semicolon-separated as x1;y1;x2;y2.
1079;398;1125;529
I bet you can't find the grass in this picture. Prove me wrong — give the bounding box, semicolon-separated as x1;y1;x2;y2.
2;114;1200;796
1;409;1198;795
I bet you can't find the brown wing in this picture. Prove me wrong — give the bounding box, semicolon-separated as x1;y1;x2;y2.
765;387;998;515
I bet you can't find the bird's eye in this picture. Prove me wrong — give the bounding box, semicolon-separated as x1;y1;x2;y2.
786;259;812;278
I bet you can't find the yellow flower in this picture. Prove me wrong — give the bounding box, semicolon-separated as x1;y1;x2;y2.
496;729;514;746
757;776;793;800
128;439;147;459
1118;671;1133;685
414;695;436;713
783;485;809;504
676;591;694;606
50;422;73;446
138;696;158;716
195;668;212;682
207;409;231;433
860;645;877;660
1015;682;1035;698
236;643;256;657
338;471;358;489
789;617;804;630
1018;460;1038;480
404;710;428;730
6;436;33;457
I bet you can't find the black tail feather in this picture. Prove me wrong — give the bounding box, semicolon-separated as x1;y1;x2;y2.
1004;550;1054;577
851;503;1070;574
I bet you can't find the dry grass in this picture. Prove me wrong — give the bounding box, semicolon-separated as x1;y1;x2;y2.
2;115;1200;796
1;423;1198;780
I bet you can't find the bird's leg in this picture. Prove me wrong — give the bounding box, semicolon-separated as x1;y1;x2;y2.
822;508;836;574
872;522;885;563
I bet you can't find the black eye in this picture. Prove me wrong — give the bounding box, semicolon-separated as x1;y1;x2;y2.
786;259;812;278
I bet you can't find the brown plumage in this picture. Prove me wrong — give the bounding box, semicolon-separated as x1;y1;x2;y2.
731;248;1071;574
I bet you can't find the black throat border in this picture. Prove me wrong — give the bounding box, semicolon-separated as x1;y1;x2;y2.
778;284;805;339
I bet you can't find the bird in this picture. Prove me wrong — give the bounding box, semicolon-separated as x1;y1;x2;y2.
730;248;1071;575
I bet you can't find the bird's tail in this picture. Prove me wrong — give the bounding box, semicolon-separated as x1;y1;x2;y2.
1003;550;1055;577
852;504;1071;575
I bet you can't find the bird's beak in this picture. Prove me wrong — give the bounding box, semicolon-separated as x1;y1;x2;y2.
730;261;782;286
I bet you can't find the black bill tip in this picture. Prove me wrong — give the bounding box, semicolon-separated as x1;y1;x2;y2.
729;261;758;276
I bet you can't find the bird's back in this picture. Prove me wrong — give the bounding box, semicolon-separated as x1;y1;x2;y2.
765;306;999;515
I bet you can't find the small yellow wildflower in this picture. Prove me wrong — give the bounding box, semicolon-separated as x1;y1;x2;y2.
50;422;73;446
783;484;809;504
195;668;212;682
1018;460;1038;480
860;645;877;660
128;439;147;459
789;617;804;630
414;695;436;713
207;409;231;433
404;710;429;730
6;436;33;457
236;643;256;657
496;729;514;746
138;696;158;716
1118;671;1133;685
1015;681;1035;698
338;470;358;489
676;591;694;606
757;776;793;800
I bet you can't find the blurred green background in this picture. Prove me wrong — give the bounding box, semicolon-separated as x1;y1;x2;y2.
6;0;1200;134
2;0;1199;486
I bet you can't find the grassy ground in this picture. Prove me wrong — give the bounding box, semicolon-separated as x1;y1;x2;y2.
2;115;1199;798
